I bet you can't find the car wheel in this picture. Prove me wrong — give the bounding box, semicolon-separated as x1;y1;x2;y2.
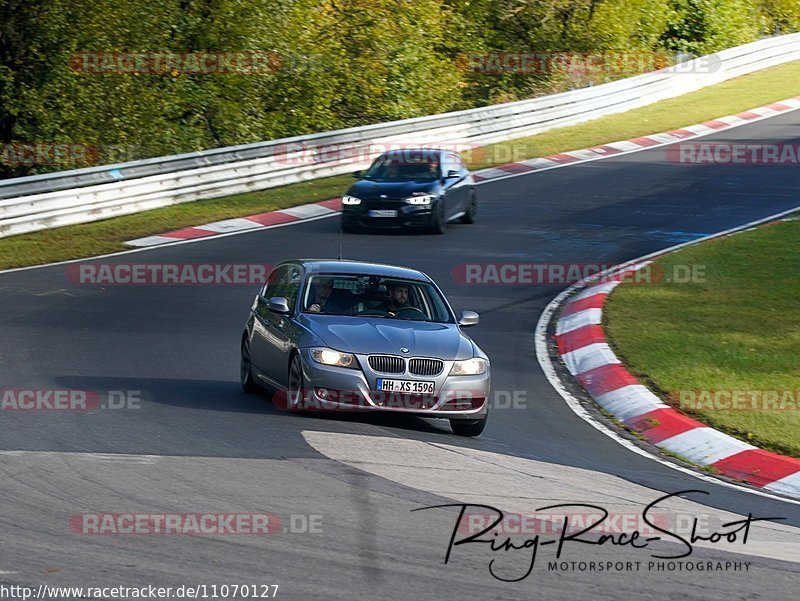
431;199;447;234
287;352;306;410
240;336;260;394
450;413;487;437
460;192;477;224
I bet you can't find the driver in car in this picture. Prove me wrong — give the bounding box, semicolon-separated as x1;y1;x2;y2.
382;282;412;315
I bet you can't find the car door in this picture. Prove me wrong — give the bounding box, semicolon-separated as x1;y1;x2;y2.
442;152;469;218
251;264;302;385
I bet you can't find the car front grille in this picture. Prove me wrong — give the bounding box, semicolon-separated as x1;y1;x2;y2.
408;358;444;376
364;198;406;208
368;355;405;374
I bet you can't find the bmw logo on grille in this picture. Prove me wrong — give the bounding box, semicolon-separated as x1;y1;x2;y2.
400;347;410;353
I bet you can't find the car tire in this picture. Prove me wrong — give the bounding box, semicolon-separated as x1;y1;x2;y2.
240;336;260;394
460;192;477;224
450;413;488;437
287;352;306;410
431;199;447;234
341;221;361;234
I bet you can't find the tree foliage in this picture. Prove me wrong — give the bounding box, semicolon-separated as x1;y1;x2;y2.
0;0;797;176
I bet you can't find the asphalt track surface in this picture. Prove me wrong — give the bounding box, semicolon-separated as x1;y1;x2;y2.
2;110;800;600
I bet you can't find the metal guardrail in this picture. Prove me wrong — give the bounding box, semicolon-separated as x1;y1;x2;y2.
1;34;799;237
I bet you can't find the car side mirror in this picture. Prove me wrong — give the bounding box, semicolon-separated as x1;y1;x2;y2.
267;296;291;314
353;170;363;178
446;170;460;179
458;310;479;327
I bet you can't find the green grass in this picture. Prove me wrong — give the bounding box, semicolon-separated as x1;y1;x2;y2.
467;61;800;170
0;174;352;269
604;218;800;458
3;61;800;270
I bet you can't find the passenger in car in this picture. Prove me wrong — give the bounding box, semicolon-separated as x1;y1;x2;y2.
307;278;355;314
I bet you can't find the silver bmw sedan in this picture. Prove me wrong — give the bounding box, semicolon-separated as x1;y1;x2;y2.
240;259;490;436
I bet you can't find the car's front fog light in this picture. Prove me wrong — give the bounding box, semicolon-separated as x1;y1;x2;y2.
311;348;358;368
449;358;488;376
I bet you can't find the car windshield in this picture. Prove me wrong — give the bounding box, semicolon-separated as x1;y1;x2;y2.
363;151;440;181
302;274;454;323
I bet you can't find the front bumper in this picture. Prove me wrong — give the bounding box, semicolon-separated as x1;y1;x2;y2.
341;202;435;229
295;348;490;419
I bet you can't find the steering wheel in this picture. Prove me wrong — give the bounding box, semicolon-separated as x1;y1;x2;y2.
395;306;429;321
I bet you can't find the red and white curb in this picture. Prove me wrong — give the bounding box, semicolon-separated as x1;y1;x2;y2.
554;262;800;499
126;198;342;247
126;95;800;248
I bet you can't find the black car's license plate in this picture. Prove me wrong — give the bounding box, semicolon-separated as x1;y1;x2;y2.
376;379;435;394
368;209;398;217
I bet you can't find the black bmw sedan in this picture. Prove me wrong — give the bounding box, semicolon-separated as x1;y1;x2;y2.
340;148;477;234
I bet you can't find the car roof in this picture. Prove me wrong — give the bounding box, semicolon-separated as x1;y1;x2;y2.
377;148;446;158
282;259;432;282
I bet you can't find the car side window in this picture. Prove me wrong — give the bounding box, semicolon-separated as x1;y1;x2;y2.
444;152;463;175
264;265;301;312
261;268;279;298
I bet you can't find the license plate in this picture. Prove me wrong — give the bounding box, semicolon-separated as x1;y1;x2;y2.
376;379;435;394
368;209;398;218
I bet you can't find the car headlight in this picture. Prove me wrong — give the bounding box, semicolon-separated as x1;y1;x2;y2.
406;194;435;205
342;195;362;205
311;348;358;369
449;358;488;376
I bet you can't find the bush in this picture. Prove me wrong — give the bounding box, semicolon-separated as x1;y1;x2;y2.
0;0;795;178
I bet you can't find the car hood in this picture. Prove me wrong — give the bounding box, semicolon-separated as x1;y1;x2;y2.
346;179;440;200
299;314;474;359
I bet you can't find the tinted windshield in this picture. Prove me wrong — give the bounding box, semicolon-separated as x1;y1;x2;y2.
363;151;440;181
302;274;453;323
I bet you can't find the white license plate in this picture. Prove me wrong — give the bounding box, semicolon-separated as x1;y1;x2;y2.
376;379;435;394
368;209;398;218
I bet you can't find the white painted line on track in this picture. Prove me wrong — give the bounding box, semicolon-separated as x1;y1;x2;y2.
562;343;620;376
194;218;262;233
605;140;644;152
555;308;602;335
594;385;668;421
280;204;336;219
656;428;756;465
125;235;184;247
766;472;800;497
